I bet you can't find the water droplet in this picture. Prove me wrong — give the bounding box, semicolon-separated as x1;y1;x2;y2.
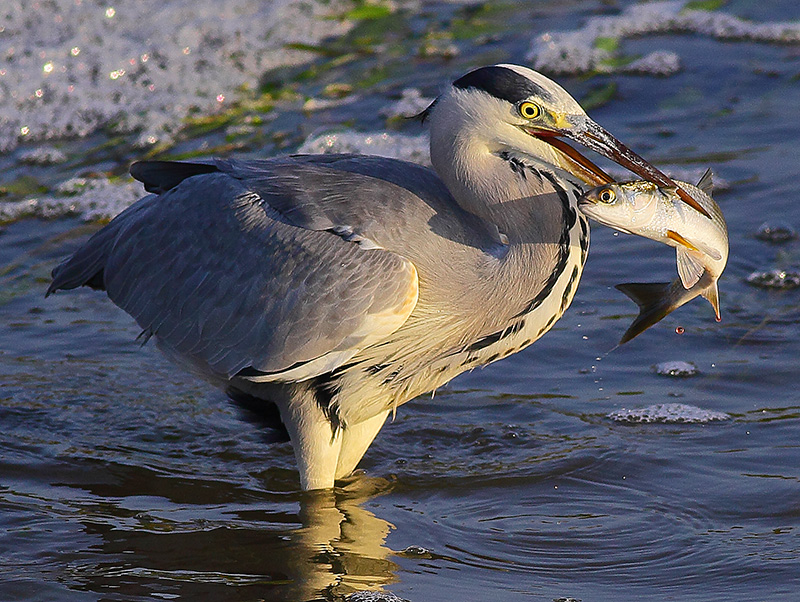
43;62;54;74
20;126;30;135
675;326;684;334
71;46;80;56
216;94;225;102
105;7;116;18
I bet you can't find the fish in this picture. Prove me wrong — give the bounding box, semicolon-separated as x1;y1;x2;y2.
578;170;729;343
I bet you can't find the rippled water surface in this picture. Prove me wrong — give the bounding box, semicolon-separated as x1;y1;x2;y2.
2;1;800;601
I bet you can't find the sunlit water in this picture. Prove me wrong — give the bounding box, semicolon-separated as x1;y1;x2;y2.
2;1;800;601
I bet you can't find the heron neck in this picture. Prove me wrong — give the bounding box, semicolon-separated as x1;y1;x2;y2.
431;135;572;243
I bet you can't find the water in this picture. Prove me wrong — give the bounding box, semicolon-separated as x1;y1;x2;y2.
2;1;800;600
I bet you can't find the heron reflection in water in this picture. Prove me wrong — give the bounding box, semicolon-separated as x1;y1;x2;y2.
49;64;695;491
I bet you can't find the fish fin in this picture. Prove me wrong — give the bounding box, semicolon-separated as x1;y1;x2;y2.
676;247;705;290
667;230;700;252
615;281;684;344
667;230;722;261
697;169;714;195
701;281;721;321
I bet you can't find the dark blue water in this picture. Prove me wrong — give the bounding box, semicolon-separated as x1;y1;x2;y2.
2;1;800;601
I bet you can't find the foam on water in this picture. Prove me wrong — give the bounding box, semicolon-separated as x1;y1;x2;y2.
755;223;797;244
379;88;435;120
746;269;800;290
348;592;409;602
298;130;430;165
0;0;353;152
653;361;699;377
18;146;68;166
0;175;142;222
527;0;800;75
608;403;730;423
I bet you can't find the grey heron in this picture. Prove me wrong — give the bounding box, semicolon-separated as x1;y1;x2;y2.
48;64;698;490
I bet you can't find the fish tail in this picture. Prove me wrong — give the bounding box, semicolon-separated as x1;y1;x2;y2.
615;281;688;344
701;281;721;322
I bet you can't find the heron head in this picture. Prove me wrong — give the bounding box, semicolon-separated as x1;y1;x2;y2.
427;64;709;217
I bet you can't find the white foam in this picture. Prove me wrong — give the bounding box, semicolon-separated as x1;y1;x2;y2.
746;269;800;290
348;591;408;602
527;1;800;75
653;361;699;377
0;176;143;222
298;131;431;165
755;223;797;244
0;0;354;152
608;403;730;423
379;88;435;120
18;146;68;166
623;51;681;77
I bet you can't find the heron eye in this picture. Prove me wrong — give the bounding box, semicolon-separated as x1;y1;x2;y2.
599;188;616;203
518;102;540;120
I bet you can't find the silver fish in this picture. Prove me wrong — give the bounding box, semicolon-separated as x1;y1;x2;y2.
578;170;729;343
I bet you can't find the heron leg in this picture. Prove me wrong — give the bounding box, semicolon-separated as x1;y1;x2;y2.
335;410;390;481
279;394;343;491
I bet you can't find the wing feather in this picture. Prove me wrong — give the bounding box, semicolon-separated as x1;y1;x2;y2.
66;169;419;383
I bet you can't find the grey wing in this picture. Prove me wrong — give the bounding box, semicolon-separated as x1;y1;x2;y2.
50;171;418;382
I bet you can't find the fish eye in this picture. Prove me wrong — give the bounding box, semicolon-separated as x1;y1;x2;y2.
518;101;540;120
599;188;616;203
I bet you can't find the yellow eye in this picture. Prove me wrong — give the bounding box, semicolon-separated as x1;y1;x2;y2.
599;188;616;203
518;101;540;120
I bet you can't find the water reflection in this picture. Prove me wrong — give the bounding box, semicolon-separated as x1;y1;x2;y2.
60;467;398;601
295;480;399;600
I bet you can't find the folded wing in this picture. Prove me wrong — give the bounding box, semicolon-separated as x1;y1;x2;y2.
49;163;420;383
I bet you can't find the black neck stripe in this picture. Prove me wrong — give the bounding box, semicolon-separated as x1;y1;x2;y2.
453;65;553;105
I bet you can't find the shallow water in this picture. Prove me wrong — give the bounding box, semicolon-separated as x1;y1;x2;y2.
2;1;800;601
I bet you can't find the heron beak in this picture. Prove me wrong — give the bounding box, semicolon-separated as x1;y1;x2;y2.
529;116;711;219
